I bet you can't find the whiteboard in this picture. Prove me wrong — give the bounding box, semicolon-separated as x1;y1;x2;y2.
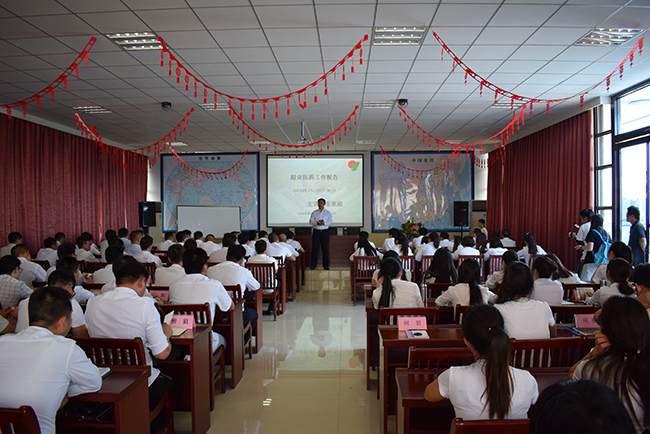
176;206;241;237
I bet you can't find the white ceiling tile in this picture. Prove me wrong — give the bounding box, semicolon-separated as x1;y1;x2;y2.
475;27;538;45
265;28;320;47
554;45;616;62
136;9;205;32
489;4;561;26
523;73;573;85
89;51;142;67
174;48;229;64
315;4;376;27
58;0;129;13
463;45;518;60
370;45;420;61
7;37;74;55
223;47;276;62
196;7;259;30
1;0;69;16
376;3;438;27
235;62;282;75
368;60;413;73
0;55;53;70
426;27;483;45
537;60;592;74
77;11;148;33
280;62;325;74
601;4;650;27
545;5;620;27
488;73;535;85
23;14;96;36
0;17;48;38
157;31;218;49
255;5;317;28
122;0;189;10
494;60;547;74
210;29;267;48
432;3;501;27
191;63;239;76
104;65;159;78
526;26;592;45
509;44;566;61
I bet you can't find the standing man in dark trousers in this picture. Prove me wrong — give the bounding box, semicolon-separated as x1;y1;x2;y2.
627;206;647;266
310;198;332;270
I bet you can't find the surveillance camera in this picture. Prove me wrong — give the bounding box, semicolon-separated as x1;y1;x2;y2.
161;101;172;111
397;98;408;107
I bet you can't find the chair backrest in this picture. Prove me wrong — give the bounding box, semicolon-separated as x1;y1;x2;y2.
32;281;47;288
207;262;220;268
379;307;441;326
407;347;474;370
33;260;49;270
561;283;600;301
399;256;415;281
352;256;380;283
420;255;434;274
223;284;242;299
272;256;285;267
451;418;529;434
141;262;157;283
0;406;41;434
454;305;469;324
426;283;454;298
511;336;587;368
550;304;599;324
159;303;212;326
246;263;277;291
458;255;484;279
73;337;147;366
82;283;104;291
488;255;503;275
527;254;542;268
84;262;108;274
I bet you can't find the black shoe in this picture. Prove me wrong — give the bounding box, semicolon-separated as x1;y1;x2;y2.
310;266;316;270
324;267;329;270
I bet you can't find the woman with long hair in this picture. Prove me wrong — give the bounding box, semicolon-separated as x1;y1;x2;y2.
473;228;488;251
591;241;633;285
517;233;546;266
585;258;635;306
531;256;563;305
495;262;556;339
435;258;496;307
546;253;582;284
349;231;381;260
391;232;412;256
372;257;423;309
570;296;650;433
425;304;538;419
421;248;457;285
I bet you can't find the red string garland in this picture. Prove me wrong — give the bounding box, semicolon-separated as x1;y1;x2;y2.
1;37;97;118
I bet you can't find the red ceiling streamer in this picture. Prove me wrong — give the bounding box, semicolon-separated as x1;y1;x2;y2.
158;34;368;116
1;37;97;118
432;30;644;115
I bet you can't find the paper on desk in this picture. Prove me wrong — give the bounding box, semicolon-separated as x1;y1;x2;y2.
163;311;174;325
406;330;429;339
98;367;112;378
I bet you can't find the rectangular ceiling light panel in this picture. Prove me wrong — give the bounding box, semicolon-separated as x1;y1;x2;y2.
373;27;427;46
106;32;162;51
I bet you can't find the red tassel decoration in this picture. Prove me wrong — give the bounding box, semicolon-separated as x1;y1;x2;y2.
185;75;189;91
275;101;278;118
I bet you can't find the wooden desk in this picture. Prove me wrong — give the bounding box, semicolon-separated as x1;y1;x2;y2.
379;324;465;434
295;234;357;267
158;325;212;434
213;298;245;389
366;299;379;391
396;368;570;434
57;366;150;434
244;289;264;353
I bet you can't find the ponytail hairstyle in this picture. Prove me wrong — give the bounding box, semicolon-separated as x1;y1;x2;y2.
545;253;573;280
496;262;534;304
378;257;403;308
609;241;633;265
358;231;378;256
532;255;557;279
461;304;512;419
420;236;430;246
395;232;410;255
457;259;483;305
382;250;408;280
606;258;635;296
422;248;457;284
524;233;538;255
429;231;440;249
583;296;650;428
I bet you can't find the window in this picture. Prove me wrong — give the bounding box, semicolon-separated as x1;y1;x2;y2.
594;104;613;237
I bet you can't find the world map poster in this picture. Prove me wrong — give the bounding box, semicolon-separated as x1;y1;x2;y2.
372;152;473;231
161;153;259;232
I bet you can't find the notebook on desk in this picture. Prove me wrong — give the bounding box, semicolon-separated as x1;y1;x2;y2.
98;367;112;378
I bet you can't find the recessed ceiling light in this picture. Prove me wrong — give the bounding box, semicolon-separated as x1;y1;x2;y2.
356;140;377;145
73;105;112;114
106;32;162;51
373;27;426;46
199;102;230;111
170;142;188;147
576;28;644;46
363;101;394;109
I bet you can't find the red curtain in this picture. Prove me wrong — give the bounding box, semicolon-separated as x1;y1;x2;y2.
0;114;147;254
487;111;594;270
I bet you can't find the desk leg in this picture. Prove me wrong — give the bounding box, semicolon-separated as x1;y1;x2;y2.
190;329;211;434
253;291;263;353
380;343;387;434
397;387;406;434
279;267;287;314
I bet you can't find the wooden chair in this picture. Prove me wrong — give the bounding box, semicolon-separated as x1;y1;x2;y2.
400;256;416;282
420;255;434;275
223;284;253;361
527;254;542;268
426;283;454;299
407;347;474;370
488;255;503;275
141;262;157;283
33;281;47;288
351;256;380;304
458;255;484;280
159;303;226;410
73;337;174;434
33;260;49;270
454;305;469;324
84;262;108;274
246;263;280;321
561;283;600;301
510;336;588;368
451;418;529;434
0;406;41;434
550;304;599;324
379;307;439;326
207;262;220;268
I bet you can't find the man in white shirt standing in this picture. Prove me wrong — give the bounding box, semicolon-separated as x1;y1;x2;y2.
154;244;186;286
309;198;332;270
0;286;101;434
12;245;46;287
35;237;58;267
0;231;22;258
133;235;163;268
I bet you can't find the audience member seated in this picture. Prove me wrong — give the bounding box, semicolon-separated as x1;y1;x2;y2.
246;230;258;251
350;232;382;261
591;241;633;285
198;231;219;255
184;238;198;250
247;240;279;282
238;232;255;257
285;230;305;255
75;236;99;263
585;258;635;306
494;262;556;339
207;245;260;329
632;264;650;314
258;230;270;246
80;232;100;256
156;231;176;252
278;233;300;257
415;233;439;262
485;250;518;289
0;303;15;334
353;230;376;251
570;296;650;433
420;247;457;285
54;232;66;246
576;213;610;282
12;244;46;287
546;252;582;284
99;229;117;256
435;258;495;307
45;242;83;285
500;229;517;248
424;304;538;419
452;236;480;261
176;230;190;245
531;256;563;306
372;257;423;309
35;237;58;267
439;231;454;251
170;248;233;351
133;235;163;268
0;286;101;434
372;250;412;286
411;227;428;252
517;233;546;265
382;228;398;252
267;233;296;261
391;232;413;256
118;227;130;247
92;244;124;285
530;379;636;434
57;257;94;306
124;230;143;256
154;244;186;286
209;233;236;263
0;255;32;307
473;228;488;251
483;238;507;262
0;231;23;258
16;270;89;337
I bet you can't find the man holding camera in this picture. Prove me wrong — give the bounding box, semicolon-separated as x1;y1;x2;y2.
570;209;592;275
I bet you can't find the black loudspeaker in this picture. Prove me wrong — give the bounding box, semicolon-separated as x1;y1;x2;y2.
453;201;469;227
139;201;157;228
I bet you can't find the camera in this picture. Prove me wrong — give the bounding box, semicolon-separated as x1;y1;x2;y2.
568;231;577;238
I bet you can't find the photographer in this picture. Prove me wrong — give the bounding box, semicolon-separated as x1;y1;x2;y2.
570;208;593;276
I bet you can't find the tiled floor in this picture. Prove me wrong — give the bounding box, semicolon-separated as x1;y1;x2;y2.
174;267;382;434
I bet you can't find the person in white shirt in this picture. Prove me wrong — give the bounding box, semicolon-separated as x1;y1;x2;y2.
531;256;564;306
238;232;255;257
415;235;438;262
54;232;66;246
170;248;233;351
381;228;398;252
0;286;101;434
81;232;101;256
118;227;131;247
500;229;517;249
16;270;89;337
209;233;236;264
133;235;163;268
45;242;84;286
435;258;496;307
99;229;117;257
411;227;428;252
154;244;186;286
56;257;94;306
285;231;305;255
258;230;270;246
198;231;219;255
353;231;376;251
12;244;46;287
494;262;556;339
477;219;489;238
572;209;593;276
93;244;124;285
485;250;519;290
391;232;413;256
350;235;382;260
517;233;546;266
0;231;22;258
248;240;279;276
267;233;296;262
156;232;176;252
421;248;457;285
439;232;454;251
309;198;333;270
35;237;58;268
546;253;583;284
75;236;99;263
585;258;636;306
124;230;143;256
425;304;538;420
278;233;300;257
246;230;258;251
483;238;508;262
0;255;33;308
591;242;633;286
452;236;480;261
372;256;423;309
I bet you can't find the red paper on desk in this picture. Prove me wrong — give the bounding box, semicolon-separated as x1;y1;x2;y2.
574;314;599;330
170;314;195;330
150;290;169;303
398;316;427;331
